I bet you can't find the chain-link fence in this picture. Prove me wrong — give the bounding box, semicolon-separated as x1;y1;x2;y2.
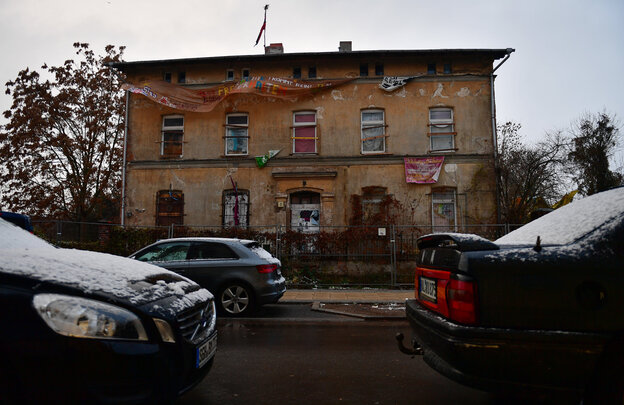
32;220;519;288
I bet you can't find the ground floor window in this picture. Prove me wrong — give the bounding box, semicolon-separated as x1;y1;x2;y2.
223;189;249;228
156;190;184;226
290;191;320;233
432;189;456;231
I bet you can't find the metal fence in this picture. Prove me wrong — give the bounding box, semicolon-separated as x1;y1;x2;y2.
32;220;522;288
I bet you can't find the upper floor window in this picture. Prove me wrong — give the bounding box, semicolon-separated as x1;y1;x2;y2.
427;63;436;75
360;63;369;77
428;108;455;152
308;66;317;79
156;190;184;226
226;69;234;81
223;189;250;228
242;69;250;80
293;67;302;79
361;109;386;154
161;115;184;157
163;72;172;82
443;63;452;74
178;72;186;84
225;113;249;156
375;63;384;76
292;111;317;154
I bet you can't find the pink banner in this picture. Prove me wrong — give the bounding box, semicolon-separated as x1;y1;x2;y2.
404;157;445;184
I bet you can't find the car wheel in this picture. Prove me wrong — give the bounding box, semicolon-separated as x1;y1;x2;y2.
217;283;255;317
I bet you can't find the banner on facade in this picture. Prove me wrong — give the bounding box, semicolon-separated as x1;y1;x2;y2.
404;157;445;184
255;149;281;168
379;76;419;92
122;77;353;113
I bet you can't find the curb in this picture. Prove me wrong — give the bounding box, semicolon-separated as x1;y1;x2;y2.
310;302;407;320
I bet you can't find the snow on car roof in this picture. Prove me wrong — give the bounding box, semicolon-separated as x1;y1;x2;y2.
496;187;624;246
0;219;212;312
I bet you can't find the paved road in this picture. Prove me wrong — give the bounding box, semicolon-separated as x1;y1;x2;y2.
177;318;493;405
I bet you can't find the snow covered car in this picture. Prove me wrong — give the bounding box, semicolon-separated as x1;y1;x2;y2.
130;238;286;317
402;187;624;403
0;218;217;403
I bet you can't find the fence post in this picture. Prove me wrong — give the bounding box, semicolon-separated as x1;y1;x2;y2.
56;220;62;245
390;225;397;287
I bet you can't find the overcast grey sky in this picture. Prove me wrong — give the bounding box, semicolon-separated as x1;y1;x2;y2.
1;0;623;164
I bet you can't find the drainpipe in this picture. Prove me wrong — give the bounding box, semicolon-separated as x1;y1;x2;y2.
121;90;129;226
491;48;515;224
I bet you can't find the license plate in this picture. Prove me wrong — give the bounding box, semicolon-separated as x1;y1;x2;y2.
196;334;217;369
420;276;437;303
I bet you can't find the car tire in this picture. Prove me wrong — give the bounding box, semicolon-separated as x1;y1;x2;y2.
217;282;256;317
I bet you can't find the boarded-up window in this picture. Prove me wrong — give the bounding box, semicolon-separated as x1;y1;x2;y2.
432;189;456;232
156;190;184;226
293;112;317;154
362;187;387;223
161;115;184;157
223;189;249;228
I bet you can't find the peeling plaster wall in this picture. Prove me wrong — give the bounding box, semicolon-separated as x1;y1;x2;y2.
122;51;501;228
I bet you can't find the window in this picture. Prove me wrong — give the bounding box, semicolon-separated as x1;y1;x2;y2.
432;190;456;232
443;63;452;74
226;69;234;81
293;67;301;79
428;108;455;152
161;115;184;157
164;72;172;82
362;187;387;223
427;63;436;75
134;241;191;262
225;113;249;155
361;109;386;154
242;69;250;80
156;190;184;226
308;66;317;79
188;242;238;260
292;111;317;154
223;189;250;228
360;63;369;77
178;72;186;84
375;63;384;76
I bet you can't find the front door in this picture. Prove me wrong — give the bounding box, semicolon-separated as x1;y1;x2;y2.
290;191;321;233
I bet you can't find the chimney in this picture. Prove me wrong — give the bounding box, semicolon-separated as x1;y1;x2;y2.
265;43;284;55
339;41;352;52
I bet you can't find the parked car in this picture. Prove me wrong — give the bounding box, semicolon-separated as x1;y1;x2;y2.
0;211;33;232
402;187;624;404
130;237;286;317
0;218;217;403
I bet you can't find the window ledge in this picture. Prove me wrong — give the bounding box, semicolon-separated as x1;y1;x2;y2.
428;149;458;154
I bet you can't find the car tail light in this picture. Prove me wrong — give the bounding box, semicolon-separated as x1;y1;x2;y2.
416;267;478;325
256;264;277;274
447;279;478;325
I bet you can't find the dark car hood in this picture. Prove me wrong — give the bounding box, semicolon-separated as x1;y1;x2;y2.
0;247;213;316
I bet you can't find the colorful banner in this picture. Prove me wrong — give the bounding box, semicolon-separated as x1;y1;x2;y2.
122;77;353;113
404;157;445;184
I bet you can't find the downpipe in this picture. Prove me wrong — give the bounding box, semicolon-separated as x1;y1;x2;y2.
395;332;423;357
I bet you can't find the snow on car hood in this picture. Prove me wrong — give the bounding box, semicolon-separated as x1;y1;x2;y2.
496;187;624;246
0;219;212;313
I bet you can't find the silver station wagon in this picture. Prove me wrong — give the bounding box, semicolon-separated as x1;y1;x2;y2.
130;238;286;317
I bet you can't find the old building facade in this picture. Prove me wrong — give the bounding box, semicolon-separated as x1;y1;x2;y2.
113;44;513;231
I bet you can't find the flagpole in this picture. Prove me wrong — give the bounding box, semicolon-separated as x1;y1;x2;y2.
263;5;269;49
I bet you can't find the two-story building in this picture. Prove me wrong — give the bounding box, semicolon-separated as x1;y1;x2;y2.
112;42;513;232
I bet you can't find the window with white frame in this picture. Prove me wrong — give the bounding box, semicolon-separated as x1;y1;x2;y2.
225;114;249;155
361;109;386;154
161;115;184;157
432;189;456;232
292;111;317;154
428;107;455;152
223;189;250;228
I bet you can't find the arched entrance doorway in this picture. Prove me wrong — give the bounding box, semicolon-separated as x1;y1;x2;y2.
290;191;321;233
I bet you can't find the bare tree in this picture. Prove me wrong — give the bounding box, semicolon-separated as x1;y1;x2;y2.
567;112;623;196
1;43;125;221
496;122;567;224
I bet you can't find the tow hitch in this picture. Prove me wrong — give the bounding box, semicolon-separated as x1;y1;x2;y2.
396;332;423;356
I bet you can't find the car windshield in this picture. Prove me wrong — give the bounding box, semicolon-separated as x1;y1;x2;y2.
495;187;624;246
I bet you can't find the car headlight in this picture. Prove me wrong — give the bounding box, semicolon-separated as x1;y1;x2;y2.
33;294;148;341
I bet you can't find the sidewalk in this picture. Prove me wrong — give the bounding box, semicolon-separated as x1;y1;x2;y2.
281;288;414;304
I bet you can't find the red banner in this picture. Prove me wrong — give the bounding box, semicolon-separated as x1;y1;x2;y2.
122;77;353;113
404;157;445;184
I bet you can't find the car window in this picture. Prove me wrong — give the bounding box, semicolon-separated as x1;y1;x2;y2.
188;242;238;260
134;242;191;262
